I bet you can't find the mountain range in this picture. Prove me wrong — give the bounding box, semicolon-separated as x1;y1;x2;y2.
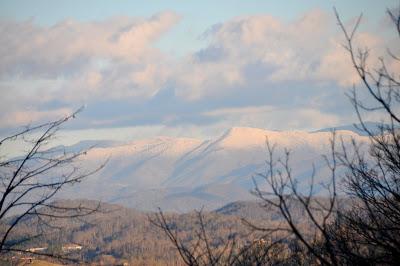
59;126;368;212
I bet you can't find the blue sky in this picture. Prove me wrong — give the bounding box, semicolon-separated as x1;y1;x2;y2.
0;0;398;146
0;1;394;54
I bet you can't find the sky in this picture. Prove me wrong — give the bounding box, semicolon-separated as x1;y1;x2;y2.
0;0;399;147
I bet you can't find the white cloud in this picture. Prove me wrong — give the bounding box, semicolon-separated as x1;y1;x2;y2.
173;9;389;100
0;9;395;132
0;11;180;75
0;12;180;115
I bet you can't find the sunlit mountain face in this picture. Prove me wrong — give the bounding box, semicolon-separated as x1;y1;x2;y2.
0;0;396;211
54;126;367;212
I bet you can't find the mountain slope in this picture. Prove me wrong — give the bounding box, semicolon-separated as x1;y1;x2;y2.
60;127;367;212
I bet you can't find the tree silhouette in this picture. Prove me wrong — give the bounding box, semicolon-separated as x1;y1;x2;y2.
0;108;105;260
157;6;400;266
248;6;400;265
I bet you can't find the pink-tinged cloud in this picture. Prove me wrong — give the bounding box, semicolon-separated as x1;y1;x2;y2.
174;9;391;100
0;11;180;76
0;9;397;131
0;11;180;111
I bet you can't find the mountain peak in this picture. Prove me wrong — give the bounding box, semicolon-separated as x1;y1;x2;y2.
218;126;360;149
219;127;272;148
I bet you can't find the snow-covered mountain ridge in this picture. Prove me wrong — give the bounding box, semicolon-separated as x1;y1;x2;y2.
62;127;368;212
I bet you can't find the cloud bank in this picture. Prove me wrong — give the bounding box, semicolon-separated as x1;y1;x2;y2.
0;9;396;138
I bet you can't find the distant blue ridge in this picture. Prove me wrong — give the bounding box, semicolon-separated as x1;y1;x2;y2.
313;122;393;136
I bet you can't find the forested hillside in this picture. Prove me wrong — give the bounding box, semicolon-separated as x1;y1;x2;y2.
4;199;283;265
